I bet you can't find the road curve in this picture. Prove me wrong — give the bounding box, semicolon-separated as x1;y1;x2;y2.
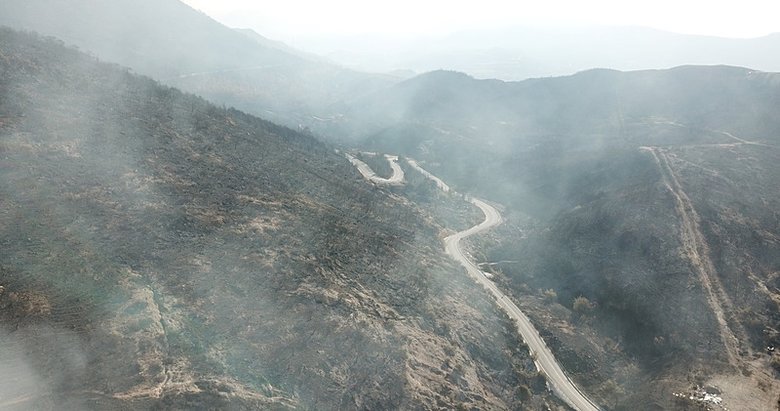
413;163;600;411
443;200;599;411
345;155;600;410
345;153;405;186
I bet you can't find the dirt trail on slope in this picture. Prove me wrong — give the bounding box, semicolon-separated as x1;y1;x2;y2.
641;147;747;366
646;117;778;149
713;129;778;149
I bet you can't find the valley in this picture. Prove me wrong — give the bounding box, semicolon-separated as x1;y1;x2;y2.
339;67;780;409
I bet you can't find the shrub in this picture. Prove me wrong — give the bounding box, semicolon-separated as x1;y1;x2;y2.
572;296;594;313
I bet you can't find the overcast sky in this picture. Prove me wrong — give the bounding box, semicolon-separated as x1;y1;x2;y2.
182;0;780;40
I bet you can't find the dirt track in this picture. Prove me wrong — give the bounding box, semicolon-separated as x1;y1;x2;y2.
641;146;746;365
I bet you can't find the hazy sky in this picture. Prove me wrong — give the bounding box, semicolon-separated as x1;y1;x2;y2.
182;0;780;39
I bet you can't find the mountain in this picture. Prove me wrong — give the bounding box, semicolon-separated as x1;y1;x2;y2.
0;29;566;410
339;66;780;158
0;0;395;128
345;67;780;408
296;26;780;81
233;28;325;63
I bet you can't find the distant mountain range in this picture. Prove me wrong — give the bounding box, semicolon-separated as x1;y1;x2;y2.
298;26;780;80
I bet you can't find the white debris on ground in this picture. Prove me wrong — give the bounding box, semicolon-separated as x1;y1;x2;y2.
673;386;727;410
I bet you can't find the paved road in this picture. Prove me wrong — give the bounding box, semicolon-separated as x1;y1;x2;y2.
346;155;600;410
404;161;600;411
345;153;405;185
406;158;450;192
445;198;600;411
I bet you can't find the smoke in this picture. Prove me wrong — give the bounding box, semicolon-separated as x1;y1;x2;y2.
0;326;87;409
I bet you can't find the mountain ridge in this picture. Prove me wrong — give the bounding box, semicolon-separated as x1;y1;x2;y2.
0;0;396;129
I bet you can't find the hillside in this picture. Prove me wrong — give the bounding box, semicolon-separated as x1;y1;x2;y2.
0;29;567;410
346;68;780;408
0;0;394;128
234;28;325;63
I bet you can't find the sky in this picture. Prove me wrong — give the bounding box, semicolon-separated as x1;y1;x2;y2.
181;0;780;40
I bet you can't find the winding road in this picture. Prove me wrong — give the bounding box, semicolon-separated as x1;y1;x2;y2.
345;153;405;185
348;154;599;410
412;161;601;411
406;158;450;192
